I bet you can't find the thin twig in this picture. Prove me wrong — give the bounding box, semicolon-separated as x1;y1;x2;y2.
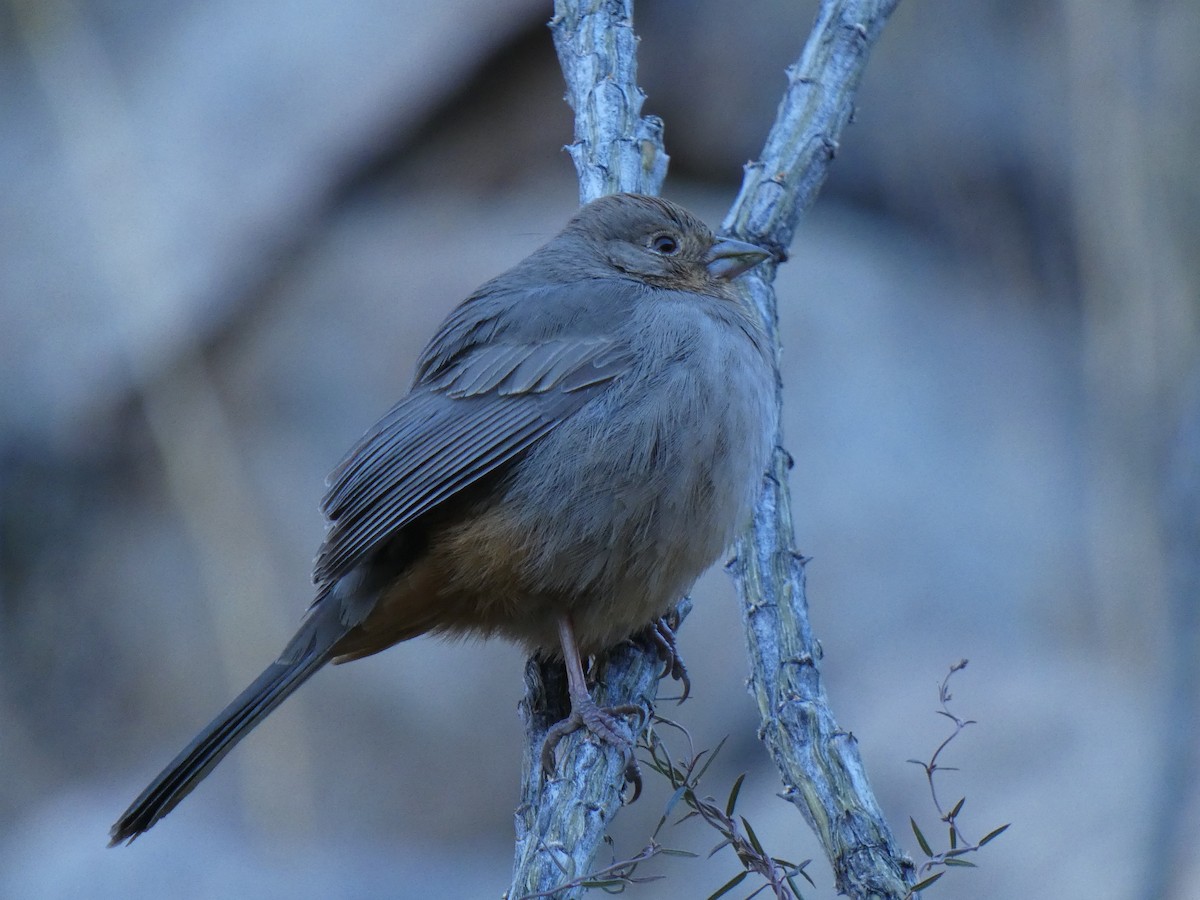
905;661;1010;892
916;660;977;829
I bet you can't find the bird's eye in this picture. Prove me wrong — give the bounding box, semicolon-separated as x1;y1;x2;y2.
650;233;680;255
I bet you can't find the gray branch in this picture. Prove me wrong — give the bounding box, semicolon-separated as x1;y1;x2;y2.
550;0;668;203
509;3;669;898
512;2;910;898
722;3;914;899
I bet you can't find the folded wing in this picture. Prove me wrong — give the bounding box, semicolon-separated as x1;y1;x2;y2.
314;336;632;586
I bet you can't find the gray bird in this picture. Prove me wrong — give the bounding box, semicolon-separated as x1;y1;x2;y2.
110;192;775;845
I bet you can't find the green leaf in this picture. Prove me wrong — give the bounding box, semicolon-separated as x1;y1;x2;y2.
663;785;688;821
741;816;766;856
943;858;977;867
910;817;933;857
979;823;1011;846
948;796;966;819
694;735;729;784
726;773;747;817
658;848;700;858
907;871;945;895
707;837;733;858
786;874;807;899
948;825;957;850
706;870;748;900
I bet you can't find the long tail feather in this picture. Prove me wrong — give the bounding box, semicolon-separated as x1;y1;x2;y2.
109;613;342;845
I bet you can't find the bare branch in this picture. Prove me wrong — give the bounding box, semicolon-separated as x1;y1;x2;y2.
721;3;913;898
514;2;908;898
549;0;668;202
722;1;900;253
510;612;682;899
509;4;672;897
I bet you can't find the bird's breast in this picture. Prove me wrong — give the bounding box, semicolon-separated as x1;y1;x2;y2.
441;297;777;653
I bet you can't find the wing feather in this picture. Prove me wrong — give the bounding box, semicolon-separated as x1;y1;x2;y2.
313;336;630;585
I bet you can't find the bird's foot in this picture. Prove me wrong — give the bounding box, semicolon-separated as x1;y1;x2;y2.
541;694;646;801
644;615;691;703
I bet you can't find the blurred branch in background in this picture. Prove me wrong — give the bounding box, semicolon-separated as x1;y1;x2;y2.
1151;367;1200;900
12;0;317;838
1062;4;1200;894
1062;0;1196;647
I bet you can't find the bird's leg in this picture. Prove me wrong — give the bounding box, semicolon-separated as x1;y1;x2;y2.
643;614;691;703
541;614;645;799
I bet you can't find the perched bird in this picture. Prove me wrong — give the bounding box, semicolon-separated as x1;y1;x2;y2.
110;193;776;845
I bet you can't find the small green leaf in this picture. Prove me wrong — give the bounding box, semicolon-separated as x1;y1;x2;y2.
907;871;945;895
663;785;688;821
979;823;1011;846
796;863;816;887
741;816;766;856
943;858;977;867
726;773;747;816
948;796;966;819
694;735;729;783
786;874;807;899
706;870;748;900
949;825;957;849
910;817;933;857
707;837;733;858
658;848;700;858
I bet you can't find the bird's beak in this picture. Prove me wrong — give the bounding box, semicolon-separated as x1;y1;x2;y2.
705;237;772;281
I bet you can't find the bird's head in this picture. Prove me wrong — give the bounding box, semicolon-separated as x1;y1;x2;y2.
563;193;771;296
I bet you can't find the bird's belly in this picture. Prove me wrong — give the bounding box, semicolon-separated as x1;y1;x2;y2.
434;339;775;654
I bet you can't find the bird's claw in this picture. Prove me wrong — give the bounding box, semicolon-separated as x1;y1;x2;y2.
541;697;646;801
646;616;691;703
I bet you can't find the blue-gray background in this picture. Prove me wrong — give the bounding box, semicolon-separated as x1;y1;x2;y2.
2;1;1195;898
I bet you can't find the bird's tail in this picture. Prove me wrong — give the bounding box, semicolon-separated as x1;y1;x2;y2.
109;609;344;846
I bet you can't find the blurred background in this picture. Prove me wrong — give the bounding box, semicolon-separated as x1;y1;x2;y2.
1;0;1196;897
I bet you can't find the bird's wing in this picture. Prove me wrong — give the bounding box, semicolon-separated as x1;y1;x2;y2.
313;335;631;586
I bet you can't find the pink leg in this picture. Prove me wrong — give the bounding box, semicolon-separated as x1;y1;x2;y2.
540;615;645;799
